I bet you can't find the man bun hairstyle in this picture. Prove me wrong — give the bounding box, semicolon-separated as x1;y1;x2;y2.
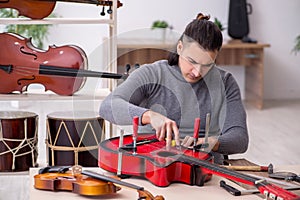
184;12;223;52
196;13;210;21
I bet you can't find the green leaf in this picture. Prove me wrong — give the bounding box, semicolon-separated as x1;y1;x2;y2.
151;20;169;29
0;9;56;49
292;35;300;55
214;17;225;31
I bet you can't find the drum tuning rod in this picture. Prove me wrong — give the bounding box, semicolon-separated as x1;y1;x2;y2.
132;116;139;155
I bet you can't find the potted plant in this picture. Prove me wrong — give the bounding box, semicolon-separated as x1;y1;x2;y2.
151;20;169;29
151;20;170;42
214;17;225;31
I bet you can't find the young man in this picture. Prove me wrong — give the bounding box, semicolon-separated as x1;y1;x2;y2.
99;13;248;164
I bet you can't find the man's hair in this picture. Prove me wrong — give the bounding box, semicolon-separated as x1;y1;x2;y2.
168;13;223;66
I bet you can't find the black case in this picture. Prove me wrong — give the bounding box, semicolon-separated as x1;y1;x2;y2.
228;0;252;39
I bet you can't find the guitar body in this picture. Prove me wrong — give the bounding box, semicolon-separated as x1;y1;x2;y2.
99;134;213;187
99;134;300;199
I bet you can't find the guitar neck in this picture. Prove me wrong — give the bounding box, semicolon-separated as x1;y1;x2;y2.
181;155;299;200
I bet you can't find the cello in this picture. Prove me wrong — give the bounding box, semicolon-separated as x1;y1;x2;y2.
0;32;125;95
0;0;123;19
99;133;300;200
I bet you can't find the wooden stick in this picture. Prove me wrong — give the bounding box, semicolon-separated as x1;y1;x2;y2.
221;164;273;172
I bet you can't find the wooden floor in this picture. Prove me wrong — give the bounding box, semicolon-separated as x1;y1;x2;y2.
230;100;300;166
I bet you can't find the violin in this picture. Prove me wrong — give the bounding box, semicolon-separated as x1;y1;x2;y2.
0;32;125;95
99;133;300;200
34;170;121;196
0;0;123;19
34;165;165;199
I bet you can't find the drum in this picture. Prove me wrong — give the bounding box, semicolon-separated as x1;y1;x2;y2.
46;111;104;167
0;111;38;172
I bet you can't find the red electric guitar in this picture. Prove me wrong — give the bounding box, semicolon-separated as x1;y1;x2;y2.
99;133;300;200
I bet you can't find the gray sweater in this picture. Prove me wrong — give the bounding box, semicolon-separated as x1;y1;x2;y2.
99;60;248;163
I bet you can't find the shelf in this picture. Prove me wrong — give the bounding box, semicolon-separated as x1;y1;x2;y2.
0;18;114;25
0;88;110;101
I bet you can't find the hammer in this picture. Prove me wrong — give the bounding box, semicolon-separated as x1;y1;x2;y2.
222;163;273;173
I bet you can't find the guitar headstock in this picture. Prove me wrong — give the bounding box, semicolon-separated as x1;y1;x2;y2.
256;181;299;200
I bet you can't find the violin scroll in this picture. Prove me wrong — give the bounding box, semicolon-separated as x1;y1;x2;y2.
138;190;165;200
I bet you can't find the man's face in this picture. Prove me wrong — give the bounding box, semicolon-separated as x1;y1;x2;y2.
177;41;217;83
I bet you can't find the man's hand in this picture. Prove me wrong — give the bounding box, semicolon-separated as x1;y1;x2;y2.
142;110;180;147
181;135;220;151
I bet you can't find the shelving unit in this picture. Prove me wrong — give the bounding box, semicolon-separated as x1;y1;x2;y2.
0;0;119;173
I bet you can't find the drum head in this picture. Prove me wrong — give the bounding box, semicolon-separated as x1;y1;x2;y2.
0;111;37;119
47;111;100;120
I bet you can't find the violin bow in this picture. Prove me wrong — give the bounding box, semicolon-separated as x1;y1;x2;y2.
82;170;165;200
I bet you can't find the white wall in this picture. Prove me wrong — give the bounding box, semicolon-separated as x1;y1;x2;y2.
43;0;300;99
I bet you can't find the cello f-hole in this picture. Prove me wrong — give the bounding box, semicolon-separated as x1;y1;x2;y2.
0;0;10;3
20;46;38;60
17;75;36;85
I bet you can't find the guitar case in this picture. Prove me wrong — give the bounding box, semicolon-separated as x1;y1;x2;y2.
228;0;252;39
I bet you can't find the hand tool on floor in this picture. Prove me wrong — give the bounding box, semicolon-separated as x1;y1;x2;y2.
269;171;300;183
220;180;300;196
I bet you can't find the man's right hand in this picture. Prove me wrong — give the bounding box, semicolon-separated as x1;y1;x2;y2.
141;110;180;148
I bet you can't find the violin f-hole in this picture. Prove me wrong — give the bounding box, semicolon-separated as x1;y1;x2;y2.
20;46;38;60
0;0;10;3
17;75;36;85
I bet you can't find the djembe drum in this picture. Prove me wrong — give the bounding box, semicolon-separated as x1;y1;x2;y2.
0;111;38;171
46;111;104;167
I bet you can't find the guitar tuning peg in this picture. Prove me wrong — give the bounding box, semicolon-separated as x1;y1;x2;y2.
107;6;113;14
100;6;105;16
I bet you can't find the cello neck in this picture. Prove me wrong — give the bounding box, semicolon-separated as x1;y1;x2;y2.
37;0;123;8
39;65;125;79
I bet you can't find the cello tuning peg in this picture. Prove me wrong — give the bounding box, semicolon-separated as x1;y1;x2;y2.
134;63;140;69
125;64;131;74
107;6;113;14
100;6;106;16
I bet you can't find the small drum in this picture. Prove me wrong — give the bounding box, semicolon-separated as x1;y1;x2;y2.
0;111;38;172
46;111;104;167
